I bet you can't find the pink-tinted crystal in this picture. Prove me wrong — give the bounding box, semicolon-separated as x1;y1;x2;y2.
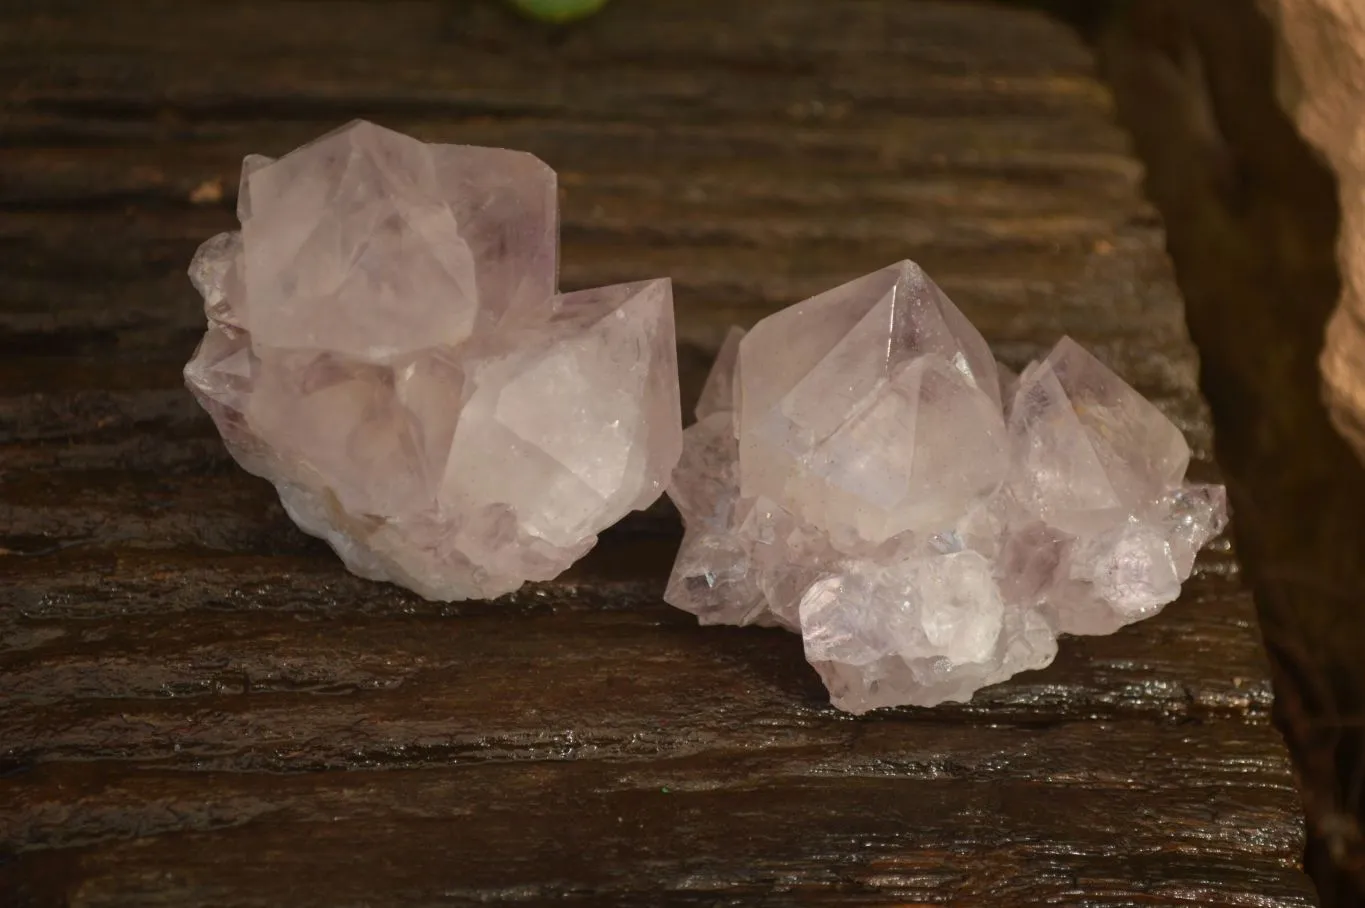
665;260;1226;713
186;120;682;600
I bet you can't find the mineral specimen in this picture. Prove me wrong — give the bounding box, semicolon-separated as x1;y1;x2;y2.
185;120;682;601
665;260;1226;712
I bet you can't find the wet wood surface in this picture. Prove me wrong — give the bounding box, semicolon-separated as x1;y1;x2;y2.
0;1;1317;905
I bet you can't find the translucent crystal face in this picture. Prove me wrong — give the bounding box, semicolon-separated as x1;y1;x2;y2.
801;551;1057;712
441;280;682;549
185;120;682;601
665;260;1227;713
1007;337;1191;535
738;261;1005;546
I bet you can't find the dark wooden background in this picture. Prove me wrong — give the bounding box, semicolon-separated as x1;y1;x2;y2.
1086;2;1365;904
0;1;1318;905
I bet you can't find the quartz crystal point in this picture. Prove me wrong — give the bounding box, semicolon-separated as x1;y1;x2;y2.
665;260;1226;713
185;120;682;600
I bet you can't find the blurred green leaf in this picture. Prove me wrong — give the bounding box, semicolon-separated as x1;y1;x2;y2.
507;0;610;24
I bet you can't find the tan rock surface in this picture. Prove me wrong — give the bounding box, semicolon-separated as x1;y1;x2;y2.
1262;0;1365;458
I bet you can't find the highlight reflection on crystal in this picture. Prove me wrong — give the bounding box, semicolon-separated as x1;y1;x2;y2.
664;260;1226;713
186;120;682;601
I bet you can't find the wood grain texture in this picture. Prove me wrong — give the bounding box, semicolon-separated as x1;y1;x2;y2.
0;1;1316;905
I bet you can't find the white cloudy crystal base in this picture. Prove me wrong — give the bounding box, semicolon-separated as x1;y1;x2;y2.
664;261;1226;713
185;120;682;601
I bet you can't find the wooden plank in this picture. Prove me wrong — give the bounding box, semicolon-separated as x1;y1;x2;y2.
0;0;1315;904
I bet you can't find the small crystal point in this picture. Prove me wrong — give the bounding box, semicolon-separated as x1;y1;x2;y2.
186;121;681;600
665;263;1226;711
1009;337;1191;533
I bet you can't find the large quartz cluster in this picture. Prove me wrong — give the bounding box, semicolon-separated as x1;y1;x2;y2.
665;261;1226;712
185;120;682;601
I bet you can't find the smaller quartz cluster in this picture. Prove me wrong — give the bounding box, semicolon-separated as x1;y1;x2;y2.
186;121;682;601
665;261;1226;713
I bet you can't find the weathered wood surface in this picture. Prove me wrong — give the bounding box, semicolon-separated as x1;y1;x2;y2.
0;1;1316;905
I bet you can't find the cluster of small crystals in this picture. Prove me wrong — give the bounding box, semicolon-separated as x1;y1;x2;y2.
185;120;682;601
664;261;1227;713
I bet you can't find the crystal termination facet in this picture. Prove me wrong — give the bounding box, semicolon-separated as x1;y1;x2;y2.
186;120;683;601
664;261;1226;713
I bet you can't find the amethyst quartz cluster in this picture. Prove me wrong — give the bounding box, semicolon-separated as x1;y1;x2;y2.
185;121;682;601
664;261;1226;712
